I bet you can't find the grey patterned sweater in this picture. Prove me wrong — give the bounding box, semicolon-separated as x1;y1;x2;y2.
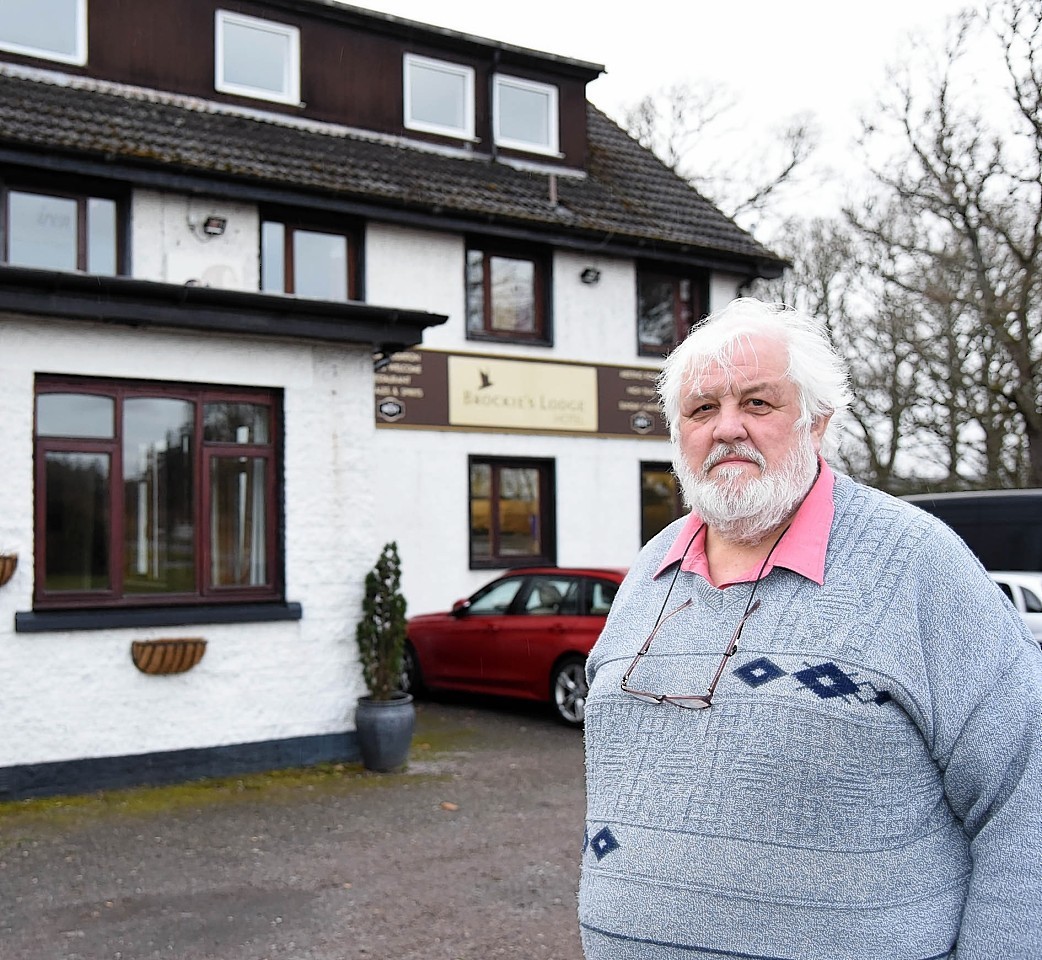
580;474;1042;960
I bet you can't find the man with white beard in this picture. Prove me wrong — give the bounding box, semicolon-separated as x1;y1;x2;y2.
579;298;1042;960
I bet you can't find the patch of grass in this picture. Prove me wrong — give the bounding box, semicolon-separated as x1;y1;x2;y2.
412;704;483;754
0;708;476;833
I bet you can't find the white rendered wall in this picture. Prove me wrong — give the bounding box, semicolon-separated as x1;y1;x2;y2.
131;188;260;290
371;427;671;616
0;316;376;766
550;250;638;363
710;273;747;312
365;224;464;350
365;223;673;616
0;195;762;772
366;224;639;365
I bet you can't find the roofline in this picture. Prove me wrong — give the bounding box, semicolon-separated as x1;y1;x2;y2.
0;144;785;280
272;0;605;79
0;265;448;353
904;489;1042;501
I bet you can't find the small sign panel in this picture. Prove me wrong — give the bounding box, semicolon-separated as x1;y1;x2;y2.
374;350;667;439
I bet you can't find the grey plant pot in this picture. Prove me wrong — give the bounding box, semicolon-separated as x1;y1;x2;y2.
355;692;415;772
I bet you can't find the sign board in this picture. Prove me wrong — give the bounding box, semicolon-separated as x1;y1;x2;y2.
374;349;667;439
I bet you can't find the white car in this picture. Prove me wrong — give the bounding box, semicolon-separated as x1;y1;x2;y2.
989;571;1042;646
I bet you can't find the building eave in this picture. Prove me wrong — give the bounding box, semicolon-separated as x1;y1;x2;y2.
0;265;447;352
0;66;789;281
269;0;605;79
0;143;784;280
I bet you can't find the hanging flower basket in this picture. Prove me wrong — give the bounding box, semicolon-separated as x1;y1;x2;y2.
0;554;17;588
130;638;208;675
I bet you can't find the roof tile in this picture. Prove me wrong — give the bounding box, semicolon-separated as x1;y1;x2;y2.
0;71;784;267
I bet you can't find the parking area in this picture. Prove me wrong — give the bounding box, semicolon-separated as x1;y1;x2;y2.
0;697;586;960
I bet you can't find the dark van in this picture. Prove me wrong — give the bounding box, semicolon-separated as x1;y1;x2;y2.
902;489;1042;572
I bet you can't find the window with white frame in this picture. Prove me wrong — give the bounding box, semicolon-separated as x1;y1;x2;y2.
215;10;300;106
0;0;86;65
403;54;475;140
493;75;559;155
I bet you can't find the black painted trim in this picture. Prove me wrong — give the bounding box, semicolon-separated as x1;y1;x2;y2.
264;0;605;76
0;147;784;279
0;264;447;348
0;732;358;801
15;602;303;633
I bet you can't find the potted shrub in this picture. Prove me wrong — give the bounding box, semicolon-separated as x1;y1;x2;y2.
354;541;414;771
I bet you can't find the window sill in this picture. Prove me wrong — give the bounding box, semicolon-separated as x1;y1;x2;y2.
15;602;303;634
493;140;564;160
466;331;552;348
469;559;555;571
403;120;479;143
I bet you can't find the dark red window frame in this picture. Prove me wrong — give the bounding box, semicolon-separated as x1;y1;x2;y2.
33;376;282;610
0;174;126;274
260;212;361;300
636;267;709;357
468;456;556;569
465;241;551;345
640;461;685;545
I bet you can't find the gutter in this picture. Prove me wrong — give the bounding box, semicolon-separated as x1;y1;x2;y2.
0;265;447;361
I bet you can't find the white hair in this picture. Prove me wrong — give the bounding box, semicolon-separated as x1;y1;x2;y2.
658;298;851;457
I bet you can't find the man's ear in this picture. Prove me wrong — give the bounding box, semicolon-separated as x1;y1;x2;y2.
810;412;832;453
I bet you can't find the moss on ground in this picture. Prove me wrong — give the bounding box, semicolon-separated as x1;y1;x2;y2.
0;703;481;831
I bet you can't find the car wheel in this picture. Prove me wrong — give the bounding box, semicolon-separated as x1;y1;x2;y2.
550;655;588;727
401;642;424;696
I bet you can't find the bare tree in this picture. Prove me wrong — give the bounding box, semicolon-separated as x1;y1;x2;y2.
626;1;1041;491
623;81;736;173
852;0;1042;487
622;83;818;231
752;217;943;493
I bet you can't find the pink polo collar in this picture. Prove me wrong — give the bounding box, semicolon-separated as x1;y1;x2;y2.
654;458;835;588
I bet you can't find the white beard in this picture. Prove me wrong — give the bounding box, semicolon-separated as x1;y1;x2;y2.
675;434;819;545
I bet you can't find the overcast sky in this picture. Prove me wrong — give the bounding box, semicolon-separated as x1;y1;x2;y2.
354;0;975;116
346;0;989;225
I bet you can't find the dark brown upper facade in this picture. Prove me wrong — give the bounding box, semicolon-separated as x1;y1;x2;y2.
88;1;595;167
1;0;598;167
0;0;787;276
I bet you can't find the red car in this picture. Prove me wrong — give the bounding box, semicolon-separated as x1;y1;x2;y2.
403;567;625;726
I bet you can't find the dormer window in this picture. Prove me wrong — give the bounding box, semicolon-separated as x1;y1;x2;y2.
493;75;559;156
0;0;86;66
403;54;475;140
215;10;300;106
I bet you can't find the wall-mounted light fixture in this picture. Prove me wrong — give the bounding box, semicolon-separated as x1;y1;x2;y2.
580;267;601;285
373;343;406;371
202;215;228;237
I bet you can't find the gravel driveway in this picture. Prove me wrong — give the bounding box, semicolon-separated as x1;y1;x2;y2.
0;697;586;960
